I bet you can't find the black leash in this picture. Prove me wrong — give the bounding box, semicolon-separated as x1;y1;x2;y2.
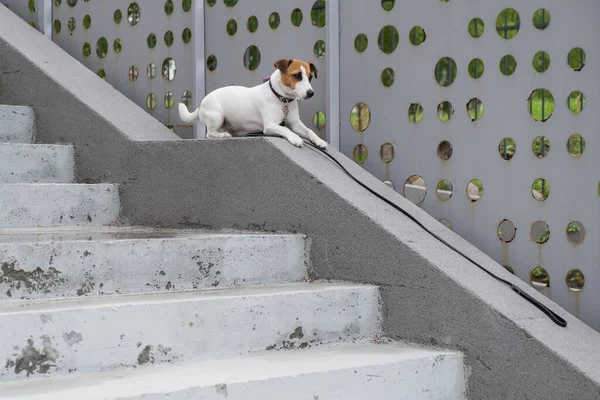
246;132;568;328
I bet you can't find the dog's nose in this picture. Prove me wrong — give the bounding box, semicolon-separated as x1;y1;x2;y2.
306;90;314;99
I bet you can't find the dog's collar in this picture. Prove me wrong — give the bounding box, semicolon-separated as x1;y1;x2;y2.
269;80;296;103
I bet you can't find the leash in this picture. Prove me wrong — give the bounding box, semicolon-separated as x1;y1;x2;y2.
245;132;568;328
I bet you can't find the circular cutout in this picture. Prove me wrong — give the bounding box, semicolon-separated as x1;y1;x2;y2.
531;178;550;201
97;69;106;79
165;122;174;132
437;101;454;122
164;92;174;108
114;38;122;53
434;57;457;87
181;90;192;107
311;0;326;27
83;14;91;29
350;103;371;132
408;103;424;124
147;63;156;79
531;221;550;244
313;111;326;130
291;8;303;27
436;180;453;201
269;12;280;29
468;17;484;38
226;19;237;36
67;0;76;6
468;58;484;79
467;98;484;121
68;17;76;32
528;89;554;122
498;138;516;160
498;219;516;243
496;8;520;40
409;26;426;46
499;55;517;76
404;175;427;205
378;25;399;54
55;0;61;6
147;33;157;49
383;180;394;189
314;40;325;59
128;65;139;81
164;30;174;47
182;0;192;12
53;20;61;34
207;0;216;6
567;47;586;71
381;0;394;11
532;136;550;159
243;46;261;70
437;140;453;161
127;2;140;26
224;0;237;6
96;37;108;58
530;266;550;288
567;134;585;157
467;179;483;202
353;144;368;164
247;15;258;33
82;42;91;57
380;143;394;163
381;68;395;87
566;269;585;292
146;93;156;110
567;91;586;114
28;0;36;12
354;34;368;53
113;9;123;24
532;8;550;30
182;28;192;43
206;55;217;71
567;222;585;244
162;58;176;81
533;51;550;73
504;265;515;274
164;0;174;15
439;218;452;230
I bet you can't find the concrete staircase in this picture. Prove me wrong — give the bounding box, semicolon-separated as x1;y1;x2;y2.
0;105;466;399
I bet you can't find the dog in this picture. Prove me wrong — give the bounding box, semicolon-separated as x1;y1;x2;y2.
178;58;328;149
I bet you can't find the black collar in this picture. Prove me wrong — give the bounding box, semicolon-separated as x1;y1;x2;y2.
269;80;296;103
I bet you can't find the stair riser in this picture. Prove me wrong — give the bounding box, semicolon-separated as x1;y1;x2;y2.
0;145;74;183
0;106;35;144
124;357;466;400
0;185;119;228
0;235;307;300
0;286;379;382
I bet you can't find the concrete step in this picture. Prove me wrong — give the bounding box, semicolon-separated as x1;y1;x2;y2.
0;105;35;143
0;143;74;183
0;184;119;228
0;283;379;382
0;227;308;300
0;343;466;399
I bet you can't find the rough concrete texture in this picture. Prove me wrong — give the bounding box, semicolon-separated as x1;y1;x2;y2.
0;283;379;382
0;344;465;400
0;105;35;143
0;143;74;183
1;6;599;399
0;184;119;228
0;228;308;299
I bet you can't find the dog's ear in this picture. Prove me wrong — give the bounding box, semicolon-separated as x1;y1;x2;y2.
274;59;294;74
309;62;318;79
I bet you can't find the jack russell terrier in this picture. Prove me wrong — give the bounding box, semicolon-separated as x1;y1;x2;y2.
178;58;328;149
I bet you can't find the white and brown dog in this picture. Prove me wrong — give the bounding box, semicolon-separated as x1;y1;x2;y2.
178;58;328;149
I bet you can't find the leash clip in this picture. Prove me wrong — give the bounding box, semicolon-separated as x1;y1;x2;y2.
282;103;289;121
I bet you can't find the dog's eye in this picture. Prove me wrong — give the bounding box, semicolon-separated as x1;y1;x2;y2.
293;73;302;80
308;75;313;82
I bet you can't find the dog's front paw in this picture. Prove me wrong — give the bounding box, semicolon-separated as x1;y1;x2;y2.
288;135;304;148
313;137;328;149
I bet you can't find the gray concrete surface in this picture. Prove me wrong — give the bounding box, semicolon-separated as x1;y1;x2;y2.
0;143;74;183
0;105;35;143
1;6;600;399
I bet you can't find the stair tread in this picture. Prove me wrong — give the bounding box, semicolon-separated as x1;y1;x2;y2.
0;282;373;314
0;343;460;399
0;143;72;148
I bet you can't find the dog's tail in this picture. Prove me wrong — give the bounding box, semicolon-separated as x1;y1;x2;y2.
178;103;200;124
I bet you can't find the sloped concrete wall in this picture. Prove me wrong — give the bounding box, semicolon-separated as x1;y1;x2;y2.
1;7;600;399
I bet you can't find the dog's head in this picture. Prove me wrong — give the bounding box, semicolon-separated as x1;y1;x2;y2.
273;58;318;100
